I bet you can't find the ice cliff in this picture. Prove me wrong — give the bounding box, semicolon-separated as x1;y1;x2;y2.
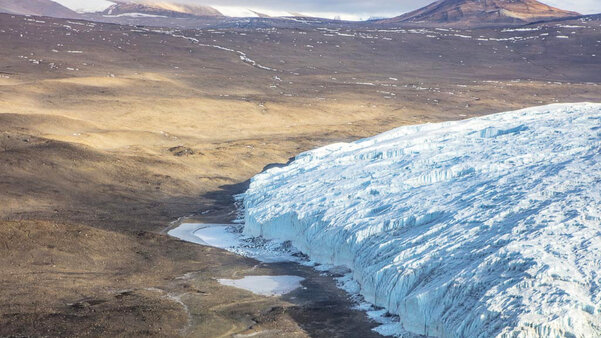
243;103;601;337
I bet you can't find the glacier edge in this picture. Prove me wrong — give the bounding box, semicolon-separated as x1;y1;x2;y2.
243;103;601;337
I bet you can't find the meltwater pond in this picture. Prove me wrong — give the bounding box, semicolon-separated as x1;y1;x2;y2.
167;223;240;248
168;223;306;296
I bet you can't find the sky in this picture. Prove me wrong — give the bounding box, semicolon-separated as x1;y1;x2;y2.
53;0;601;19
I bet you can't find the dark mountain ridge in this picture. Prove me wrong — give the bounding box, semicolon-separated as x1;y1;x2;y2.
0;0;79;18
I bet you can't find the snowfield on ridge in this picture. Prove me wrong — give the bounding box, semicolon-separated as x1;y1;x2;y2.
243;103;601;337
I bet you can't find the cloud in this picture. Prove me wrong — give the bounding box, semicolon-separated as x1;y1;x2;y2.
541;0;601;14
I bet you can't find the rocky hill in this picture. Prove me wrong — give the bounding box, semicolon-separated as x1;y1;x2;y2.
379;0;581;27
0;0;79;18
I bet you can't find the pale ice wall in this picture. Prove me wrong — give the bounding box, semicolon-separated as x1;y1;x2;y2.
243;103;601;337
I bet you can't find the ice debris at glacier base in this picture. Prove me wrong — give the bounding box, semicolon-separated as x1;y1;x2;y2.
243;103;601;337
168;223;302;263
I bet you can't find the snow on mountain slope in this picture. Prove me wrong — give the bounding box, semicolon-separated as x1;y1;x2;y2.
51;0;114;13
243;103;601;337
211;6;298;18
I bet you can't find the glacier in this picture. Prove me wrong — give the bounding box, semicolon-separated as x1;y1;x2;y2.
242;103;601;337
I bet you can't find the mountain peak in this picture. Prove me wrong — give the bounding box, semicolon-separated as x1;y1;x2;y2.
381;0;581;27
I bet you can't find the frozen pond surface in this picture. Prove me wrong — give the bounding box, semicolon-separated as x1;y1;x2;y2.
218;275;305;296
168;223;240;248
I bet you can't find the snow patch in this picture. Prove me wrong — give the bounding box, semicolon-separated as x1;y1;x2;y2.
104;13;168;18
51;0;114;13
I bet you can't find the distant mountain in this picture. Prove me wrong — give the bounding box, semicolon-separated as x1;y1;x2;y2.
379;0;581;27
0;0;79;18
102;1;222;18
0;0;323;24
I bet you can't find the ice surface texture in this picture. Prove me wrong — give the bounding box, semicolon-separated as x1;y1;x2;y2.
243;103;601;337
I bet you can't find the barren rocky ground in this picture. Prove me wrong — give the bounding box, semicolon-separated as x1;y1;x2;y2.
0;12;600;336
